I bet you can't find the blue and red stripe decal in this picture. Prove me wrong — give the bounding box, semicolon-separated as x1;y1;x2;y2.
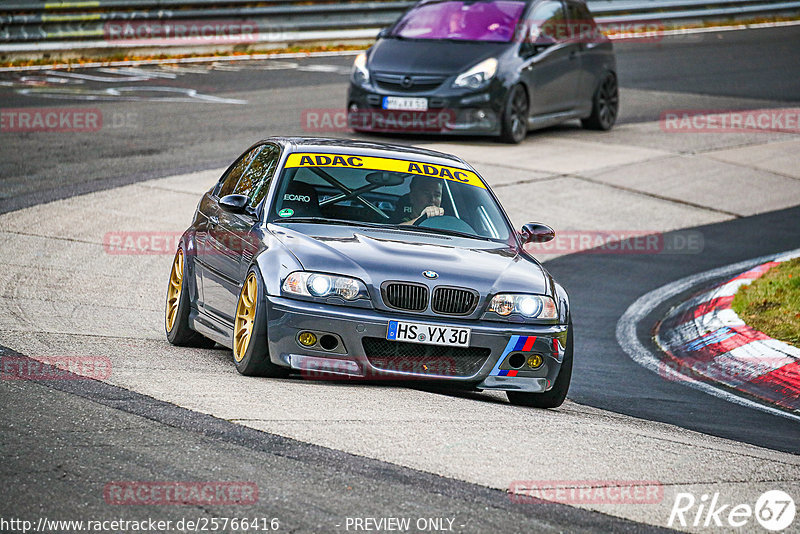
490;335;537;376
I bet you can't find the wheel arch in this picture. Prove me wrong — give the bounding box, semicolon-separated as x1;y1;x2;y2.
253;233;304;297
554;280;571;325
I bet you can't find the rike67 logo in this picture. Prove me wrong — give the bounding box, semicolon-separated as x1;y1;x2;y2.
668;490;795;531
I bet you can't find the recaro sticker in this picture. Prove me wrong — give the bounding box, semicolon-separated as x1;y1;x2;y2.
284;153;486;189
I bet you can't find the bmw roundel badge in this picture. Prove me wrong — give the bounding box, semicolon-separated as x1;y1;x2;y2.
422;270;438;279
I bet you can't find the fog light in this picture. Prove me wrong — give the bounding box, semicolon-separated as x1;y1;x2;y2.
298;332;317;346
527;354;543;369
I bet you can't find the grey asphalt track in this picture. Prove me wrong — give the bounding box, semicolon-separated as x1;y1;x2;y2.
545;205;800;454
0;345;673;533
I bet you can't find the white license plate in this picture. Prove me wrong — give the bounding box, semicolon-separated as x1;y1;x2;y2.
386;320;471;347
382;96;428;111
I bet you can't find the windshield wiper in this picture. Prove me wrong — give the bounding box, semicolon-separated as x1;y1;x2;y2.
275;217;498;241
391;224;496;241
274;217;387;229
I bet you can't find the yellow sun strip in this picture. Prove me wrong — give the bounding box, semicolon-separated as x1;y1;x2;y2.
284;153;486;189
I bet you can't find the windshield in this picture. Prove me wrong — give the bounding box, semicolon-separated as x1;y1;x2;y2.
390;0;526;42
270;152;512;242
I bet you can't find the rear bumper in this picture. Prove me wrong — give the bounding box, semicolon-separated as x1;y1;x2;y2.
265;295;568;392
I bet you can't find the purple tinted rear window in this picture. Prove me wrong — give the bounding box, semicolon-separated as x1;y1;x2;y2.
392;0;526;42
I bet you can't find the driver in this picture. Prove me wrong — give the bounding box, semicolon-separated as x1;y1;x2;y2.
397;176;444;225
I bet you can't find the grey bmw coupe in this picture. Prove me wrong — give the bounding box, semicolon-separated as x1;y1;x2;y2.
165;138;572;408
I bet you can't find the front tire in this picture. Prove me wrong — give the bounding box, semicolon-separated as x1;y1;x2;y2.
507;322;573;408
499;84;529;144
581;72;618;131
165;247;216;348
233;268;288;377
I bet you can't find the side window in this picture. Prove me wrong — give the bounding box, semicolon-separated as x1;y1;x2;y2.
526;0;566;45
216;147;261;198
568;2;597;42
234;145;280;207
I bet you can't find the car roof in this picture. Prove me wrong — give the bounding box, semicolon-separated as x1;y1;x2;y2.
413;0;588;7
263;137;475;171
413;0;537;7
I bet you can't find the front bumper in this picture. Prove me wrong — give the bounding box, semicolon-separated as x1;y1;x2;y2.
265;295;568;392
347;82;504;136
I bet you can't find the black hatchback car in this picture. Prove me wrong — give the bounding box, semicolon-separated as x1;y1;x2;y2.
347;0;618;143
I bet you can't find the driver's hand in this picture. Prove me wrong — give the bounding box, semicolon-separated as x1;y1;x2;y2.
420;206;444;219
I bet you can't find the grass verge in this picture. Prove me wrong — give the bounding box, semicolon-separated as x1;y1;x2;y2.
0;43;367;69
732;257;800;347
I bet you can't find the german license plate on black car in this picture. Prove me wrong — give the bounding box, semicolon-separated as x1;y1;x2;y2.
386;320;471;347
382;96;428;111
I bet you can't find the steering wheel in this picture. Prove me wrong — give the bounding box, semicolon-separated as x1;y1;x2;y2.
413;212;428;226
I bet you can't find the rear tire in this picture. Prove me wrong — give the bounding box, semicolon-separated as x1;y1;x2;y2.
233;268;289;377
165;247;216;348
507;322;573;408
581;72;618;131
499;84;529;144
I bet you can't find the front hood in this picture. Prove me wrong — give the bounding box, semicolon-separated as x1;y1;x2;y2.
269;223;550;300
368;38;508;75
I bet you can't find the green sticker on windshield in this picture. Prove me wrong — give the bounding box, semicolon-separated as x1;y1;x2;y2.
278;208;294;218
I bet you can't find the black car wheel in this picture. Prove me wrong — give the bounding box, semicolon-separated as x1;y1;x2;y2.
500;84;529;144
165;247;216;348
582;72;618;131
233;267;289;377
506;321;573;408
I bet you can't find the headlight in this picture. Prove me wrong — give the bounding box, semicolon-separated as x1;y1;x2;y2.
453;58;498;90
488;294;557;319
352;52;370;86
283;271;369;302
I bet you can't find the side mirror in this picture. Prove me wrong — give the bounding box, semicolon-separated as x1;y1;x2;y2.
377;27;390;39
520;222;555;244
219;194;252;215
520;25;550;56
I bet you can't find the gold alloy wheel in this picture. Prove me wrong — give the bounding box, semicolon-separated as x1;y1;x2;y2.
234;272;257;362
165;248;184;332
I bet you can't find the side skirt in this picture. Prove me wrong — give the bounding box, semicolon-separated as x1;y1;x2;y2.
190;308;233;347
